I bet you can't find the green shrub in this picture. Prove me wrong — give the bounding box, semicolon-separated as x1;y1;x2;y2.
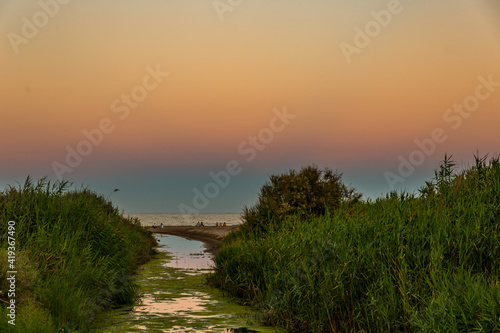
242;165;361;233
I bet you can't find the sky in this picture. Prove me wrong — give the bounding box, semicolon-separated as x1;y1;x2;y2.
1;0;499;213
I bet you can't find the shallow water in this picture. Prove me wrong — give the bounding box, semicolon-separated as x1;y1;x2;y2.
94;234;282;333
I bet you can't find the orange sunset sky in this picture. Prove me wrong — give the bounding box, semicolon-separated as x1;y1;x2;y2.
1;0;499;212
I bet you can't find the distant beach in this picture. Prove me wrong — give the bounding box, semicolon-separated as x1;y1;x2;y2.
126;213;242;227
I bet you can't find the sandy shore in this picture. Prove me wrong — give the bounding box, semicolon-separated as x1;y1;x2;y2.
147;225;240;255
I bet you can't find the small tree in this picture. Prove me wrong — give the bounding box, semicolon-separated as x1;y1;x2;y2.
243;165;361;232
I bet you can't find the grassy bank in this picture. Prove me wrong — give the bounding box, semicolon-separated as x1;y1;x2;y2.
0;177;157;332
210;156;500;332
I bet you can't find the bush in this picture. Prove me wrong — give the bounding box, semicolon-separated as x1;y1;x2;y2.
242;165;361;233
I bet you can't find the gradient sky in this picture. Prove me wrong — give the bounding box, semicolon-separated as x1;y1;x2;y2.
1;0;499;213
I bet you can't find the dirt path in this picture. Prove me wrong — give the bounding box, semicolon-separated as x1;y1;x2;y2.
147;225;240;255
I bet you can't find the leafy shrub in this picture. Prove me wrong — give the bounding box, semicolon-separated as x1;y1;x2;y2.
242;165;361;233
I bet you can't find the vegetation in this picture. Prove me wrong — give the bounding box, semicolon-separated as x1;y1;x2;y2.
0;177;157;332
241;166;361;234
210;156;500;332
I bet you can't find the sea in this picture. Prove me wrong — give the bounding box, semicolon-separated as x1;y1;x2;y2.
124;213;242;227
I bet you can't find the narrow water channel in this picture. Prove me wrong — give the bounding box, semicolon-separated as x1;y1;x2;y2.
95;234;283;333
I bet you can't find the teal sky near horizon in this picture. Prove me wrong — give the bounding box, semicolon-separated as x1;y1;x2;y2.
1;0;499;213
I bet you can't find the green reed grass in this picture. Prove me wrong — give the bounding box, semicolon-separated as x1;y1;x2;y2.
0;177;157;332
210;155;500;332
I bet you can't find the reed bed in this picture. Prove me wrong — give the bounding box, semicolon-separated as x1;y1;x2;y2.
210;156;500;332
0;177;157;332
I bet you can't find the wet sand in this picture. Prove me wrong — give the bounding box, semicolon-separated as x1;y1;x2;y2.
147;225;240;255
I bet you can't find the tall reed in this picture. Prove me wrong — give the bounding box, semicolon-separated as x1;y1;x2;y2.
0;177;157;332
210;155;500;332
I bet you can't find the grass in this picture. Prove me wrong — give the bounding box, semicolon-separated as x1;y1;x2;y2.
210;155;500;332
0;177;157;332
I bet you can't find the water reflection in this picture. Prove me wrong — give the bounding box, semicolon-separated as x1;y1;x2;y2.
95;233;282;332
135;295;209;313
158;234;214;270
